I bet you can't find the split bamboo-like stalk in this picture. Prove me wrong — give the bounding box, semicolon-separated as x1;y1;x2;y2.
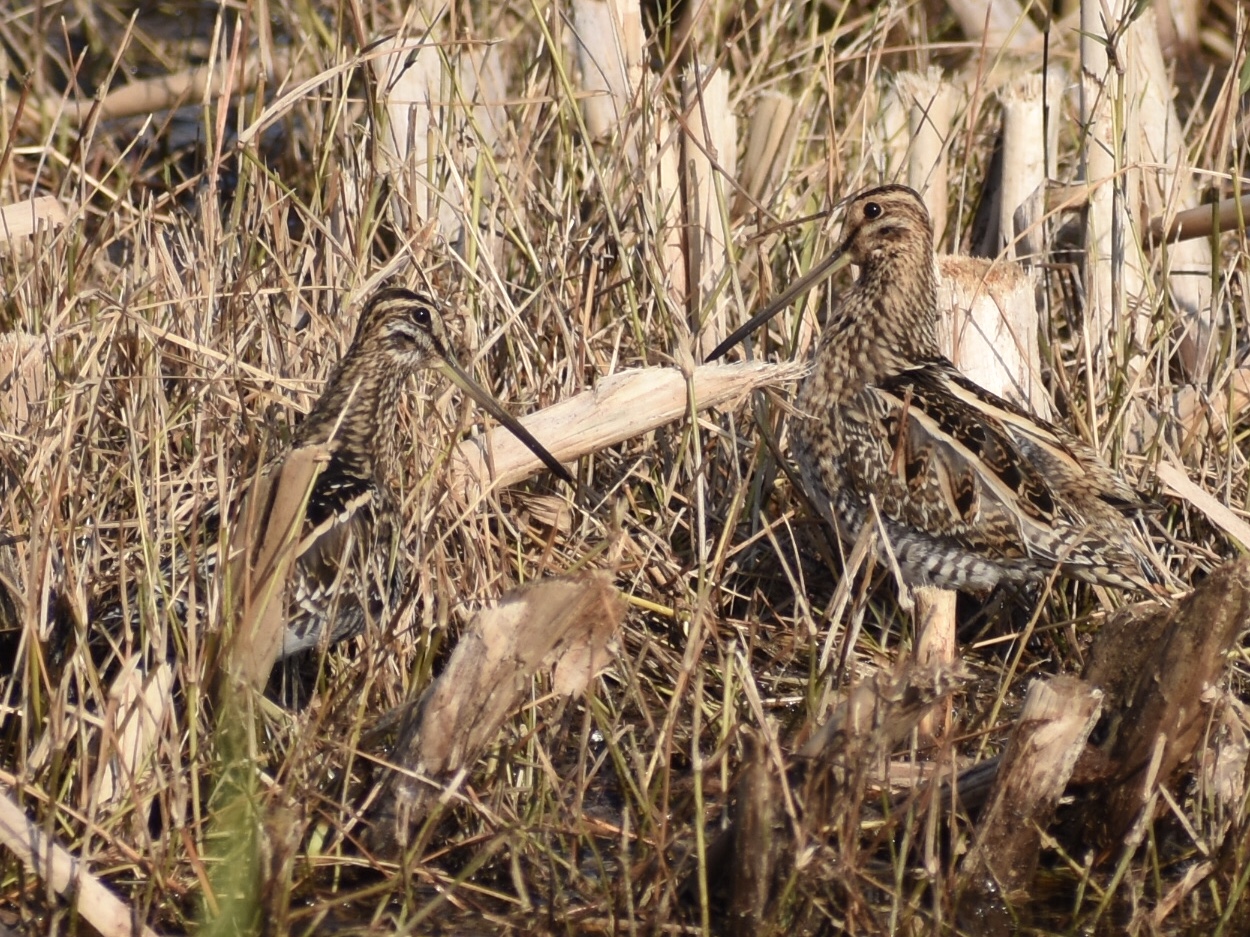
914;585;958;738
370;30;447;234
652;108;688;314
736;91;797;213
997;74;1050;265
1079;0;1148;380
450;360;805;499
926;252;1043;679
572;0;685;308
570;0;644;142
369;24;509;247
0;786;160;937
1123;8;1214;381
945;0;1042;52
1155;0;1201;58
898;68;958;681
937;254;1045;414
684;66;738;359
896;68;956;242
876;82;910;183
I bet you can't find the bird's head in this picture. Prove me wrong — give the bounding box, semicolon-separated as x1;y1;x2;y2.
353;286;456;370
835;184;934;271
339;285;572;484
702;184;939;363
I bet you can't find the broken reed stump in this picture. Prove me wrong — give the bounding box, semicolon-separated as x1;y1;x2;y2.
954;556;1250;902
718;729;782;937
914;585;958;739
958;676;1103;904
366;572;624;855
920;253;1039;736
694;558;1250;919
689;663;964;920
1074;557;1250;845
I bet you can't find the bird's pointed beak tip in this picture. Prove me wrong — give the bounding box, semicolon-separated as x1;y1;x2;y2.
436;359;573;486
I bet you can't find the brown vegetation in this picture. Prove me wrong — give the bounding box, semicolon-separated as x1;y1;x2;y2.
0;0;1248;934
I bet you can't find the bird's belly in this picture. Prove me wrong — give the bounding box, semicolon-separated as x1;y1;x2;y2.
793;406;1025;593
810;479;1017;592
278;526;406;660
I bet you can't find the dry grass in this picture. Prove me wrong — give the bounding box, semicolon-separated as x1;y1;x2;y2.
0;0;1248;934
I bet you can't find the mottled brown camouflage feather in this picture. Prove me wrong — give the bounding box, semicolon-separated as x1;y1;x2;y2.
791;185;1158;591
98;286;569;660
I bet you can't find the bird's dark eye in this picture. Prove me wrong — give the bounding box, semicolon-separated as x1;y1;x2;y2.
412;305;431;328
863;201;882;219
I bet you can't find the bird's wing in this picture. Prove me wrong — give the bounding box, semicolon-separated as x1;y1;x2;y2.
934;367;1146;510
279;463;402;654
835;360;1138;570
295;467;389;587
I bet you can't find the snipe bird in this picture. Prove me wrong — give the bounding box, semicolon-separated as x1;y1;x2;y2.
707;184;1158;592
260;286;572;656
110;286;571;661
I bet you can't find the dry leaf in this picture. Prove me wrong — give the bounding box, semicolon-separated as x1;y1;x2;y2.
0;198;68;243
371;572;624;850
225;444;330;690
97;656;174;807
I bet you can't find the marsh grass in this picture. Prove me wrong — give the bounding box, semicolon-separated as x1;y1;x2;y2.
0;0;1248;933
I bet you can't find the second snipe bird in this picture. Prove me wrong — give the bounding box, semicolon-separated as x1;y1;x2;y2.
708;184;1159;592
108;286;571;662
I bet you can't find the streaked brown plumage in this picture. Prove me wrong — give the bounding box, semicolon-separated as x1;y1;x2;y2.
249;286;574;656
712;184;1158;592
104;286;572;659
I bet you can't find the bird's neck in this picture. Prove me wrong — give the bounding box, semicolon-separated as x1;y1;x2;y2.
293;354;406;479
811;252;941;396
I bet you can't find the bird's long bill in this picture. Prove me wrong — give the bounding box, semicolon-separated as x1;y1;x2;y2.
437;360;574;485
704;248;854;363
